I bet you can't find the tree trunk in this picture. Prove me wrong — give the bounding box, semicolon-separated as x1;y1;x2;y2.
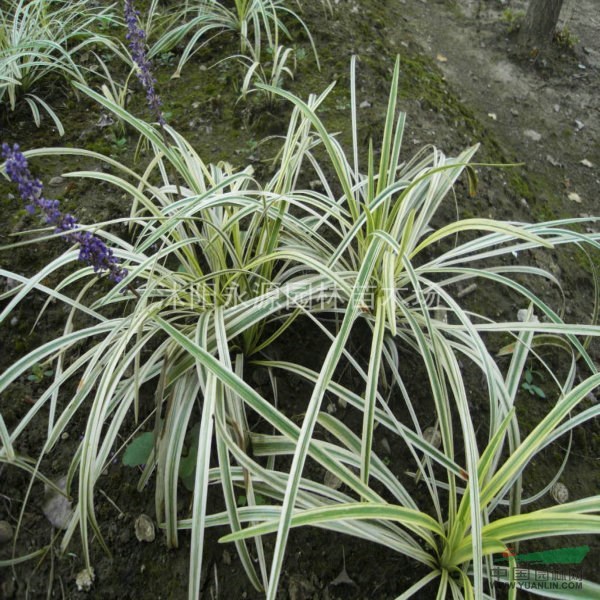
518;0;565;51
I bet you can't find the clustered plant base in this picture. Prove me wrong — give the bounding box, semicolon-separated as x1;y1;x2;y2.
1;2;599;599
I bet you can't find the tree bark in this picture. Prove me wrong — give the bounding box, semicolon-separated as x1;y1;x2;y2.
518;0;565;51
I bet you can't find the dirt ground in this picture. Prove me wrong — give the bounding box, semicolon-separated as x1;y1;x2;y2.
1;1;599;598
414;0;599;221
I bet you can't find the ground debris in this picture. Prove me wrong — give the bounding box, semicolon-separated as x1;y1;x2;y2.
75;567;95;592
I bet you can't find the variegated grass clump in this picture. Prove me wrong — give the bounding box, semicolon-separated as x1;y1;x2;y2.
1;55;599;600
237;44;296;107
0;0;125;134
217;56;600;599
149;0;319;80
0;75;348;596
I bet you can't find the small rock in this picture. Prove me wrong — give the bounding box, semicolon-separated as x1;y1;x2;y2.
568;192;582;203
118;528;131;545
434;306;447;324
423;427;441;449
2;276;19;292
379;436;391;455
324;471;342;490
580;159;593;168
359;100;371;109
517;308;538;323
457;283;477;298
436;53;448;63
48;176;65;187
42;477;73;530
510;108;519;117
487;113;497;120
1;577;16;599
251;369;269;387
134;514;156;542
0;520;14;545
546;155;560;167
551;482;569;504
75;567;95;592
574;120;585;131
96;114;114;128
553;104;560;112
523;129;542;142
289;574;316;600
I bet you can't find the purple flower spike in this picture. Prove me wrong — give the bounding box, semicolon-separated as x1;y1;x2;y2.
124;0;165;126
2;143;127;284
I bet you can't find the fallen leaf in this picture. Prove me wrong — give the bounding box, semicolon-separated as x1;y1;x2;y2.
330;549;357;588
568;192;582;203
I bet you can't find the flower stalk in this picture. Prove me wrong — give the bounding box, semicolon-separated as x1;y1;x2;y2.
124;0;165;126
124;0;181;197
1;143;127;284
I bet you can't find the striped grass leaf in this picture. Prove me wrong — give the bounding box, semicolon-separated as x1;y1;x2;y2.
212;310;267;589
410;218;553;257
263;233;387;599
481;374;600;508
420;263;598;373
402;258;483;592
176;463;433;564
219;502;445;544
152;315;384;497
251;359;466;479
214;356;266;591
188;362;218;598
360;292;386;488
